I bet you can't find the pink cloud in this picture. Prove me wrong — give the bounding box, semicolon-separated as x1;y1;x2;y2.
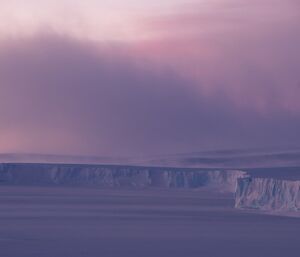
133;0;300;113
0;1;299;156
0;33;300;156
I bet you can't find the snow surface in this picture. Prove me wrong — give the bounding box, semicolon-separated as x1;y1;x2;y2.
2;148;300;168
1;162;300;256
1;186;300;257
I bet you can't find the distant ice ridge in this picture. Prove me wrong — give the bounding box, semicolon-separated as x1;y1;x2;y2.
235;177;300;213
0;163;246;193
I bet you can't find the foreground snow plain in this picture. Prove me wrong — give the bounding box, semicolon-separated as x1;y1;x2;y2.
1;186;300;257
1;160;300;257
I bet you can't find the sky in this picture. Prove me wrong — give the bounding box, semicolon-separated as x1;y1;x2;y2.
0;0;299;157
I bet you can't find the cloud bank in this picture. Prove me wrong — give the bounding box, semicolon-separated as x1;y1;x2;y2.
0;33;300;156
0;0;299;156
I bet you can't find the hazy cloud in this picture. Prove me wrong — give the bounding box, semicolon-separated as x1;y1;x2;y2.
0;33;300;156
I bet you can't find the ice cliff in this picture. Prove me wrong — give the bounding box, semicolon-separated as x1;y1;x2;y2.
235;176;300;212
0;163;245;193
2;163;300;215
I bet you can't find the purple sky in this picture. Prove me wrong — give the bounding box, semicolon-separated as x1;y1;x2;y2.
0;0;299;156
